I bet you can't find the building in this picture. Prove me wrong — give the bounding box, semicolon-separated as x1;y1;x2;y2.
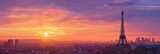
152;37;155;43
136;37;141;44
15;39;19;48
7;39;14;48
3;39;19;49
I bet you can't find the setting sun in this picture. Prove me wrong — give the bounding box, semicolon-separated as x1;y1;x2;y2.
44;32;49;38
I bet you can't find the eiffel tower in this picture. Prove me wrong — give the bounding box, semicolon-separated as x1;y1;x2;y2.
115;11;131;54
118;10;127;45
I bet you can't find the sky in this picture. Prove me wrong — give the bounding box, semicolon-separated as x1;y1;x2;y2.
0;0;160;41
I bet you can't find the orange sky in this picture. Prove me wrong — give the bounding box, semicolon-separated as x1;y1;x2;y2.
0;0;160;41
0;7;158;41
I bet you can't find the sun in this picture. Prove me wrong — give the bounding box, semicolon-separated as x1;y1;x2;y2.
44;32;49;38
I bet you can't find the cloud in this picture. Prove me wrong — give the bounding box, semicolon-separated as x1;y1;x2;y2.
0;6;70;27
107;0;139;6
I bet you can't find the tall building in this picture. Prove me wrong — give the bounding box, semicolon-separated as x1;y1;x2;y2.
141;37;145;44
15;39;19;48
115;11;131;54
4;39;20;49
8;39;14;48
136;37;141;43
152;37;155;43
4;42;9;48
5;39;14;49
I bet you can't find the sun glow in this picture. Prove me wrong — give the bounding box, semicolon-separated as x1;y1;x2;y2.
44;32;49;38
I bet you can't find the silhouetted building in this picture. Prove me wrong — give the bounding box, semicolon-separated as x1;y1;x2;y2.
8;39;14;48
142;37;145;44
4;42;8;48
4;39;14;49
15;39;19;48
152;37;155;43
136;37;141;44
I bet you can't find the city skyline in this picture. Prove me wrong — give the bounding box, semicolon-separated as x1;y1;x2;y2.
0;0;160;41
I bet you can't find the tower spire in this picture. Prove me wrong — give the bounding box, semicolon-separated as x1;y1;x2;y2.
121;10;125;35
115;11;131;54
119;10;127;45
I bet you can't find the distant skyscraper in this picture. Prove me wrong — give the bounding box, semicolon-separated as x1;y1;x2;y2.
152;37;155;43
8;39;14;48
136;37;141;43
4;42;8;48
148;38;151;43
15;39;19;48
4;39;20;49
142;37;145;43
